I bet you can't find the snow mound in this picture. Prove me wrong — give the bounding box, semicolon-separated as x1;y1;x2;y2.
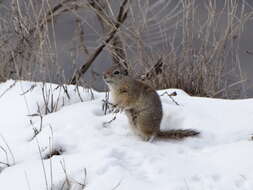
0;80;253;190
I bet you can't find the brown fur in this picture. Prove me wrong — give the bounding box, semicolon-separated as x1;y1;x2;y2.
157;129;199;139
103;65;200;141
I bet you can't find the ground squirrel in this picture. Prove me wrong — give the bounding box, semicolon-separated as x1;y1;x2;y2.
103;65;199;141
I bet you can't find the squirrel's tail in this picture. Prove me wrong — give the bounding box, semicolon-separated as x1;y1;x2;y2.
157;129;199;139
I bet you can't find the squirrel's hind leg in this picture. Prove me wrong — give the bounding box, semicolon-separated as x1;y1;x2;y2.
136;131;156;142
137;125;157;142
148;132;157;142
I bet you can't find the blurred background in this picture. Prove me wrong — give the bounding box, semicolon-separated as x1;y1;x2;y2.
0;0;253;98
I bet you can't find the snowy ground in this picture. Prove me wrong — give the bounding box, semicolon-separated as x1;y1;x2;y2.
0;80;253;190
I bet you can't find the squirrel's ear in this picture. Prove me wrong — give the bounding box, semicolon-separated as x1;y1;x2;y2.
123;69;128;76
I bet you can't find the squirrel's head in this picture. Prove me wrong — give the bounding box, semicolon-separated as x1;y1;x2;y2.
103;66;129;86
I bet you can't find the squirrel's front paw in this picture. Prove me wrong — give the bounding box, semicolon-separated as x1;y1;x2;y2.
113;107;120;113
113;106;125;113
102;100;120;114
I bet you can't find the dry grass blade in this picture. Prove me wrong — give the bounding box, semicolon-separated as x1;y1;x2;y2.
36;137;49;190
140;57;163;81
160;91;180;106
0;81;16;98
0;134;15;165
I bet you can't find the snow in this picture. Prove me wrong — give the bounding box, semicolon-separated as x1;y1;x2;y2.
0;80;253;190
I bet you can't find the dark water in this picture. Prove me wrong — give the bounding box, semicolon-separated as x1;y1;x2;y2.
52;1;253;95
1;0;253;96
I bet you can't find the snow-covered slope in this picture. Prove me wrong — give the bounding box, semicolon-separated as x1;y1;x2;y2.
0;80;253;190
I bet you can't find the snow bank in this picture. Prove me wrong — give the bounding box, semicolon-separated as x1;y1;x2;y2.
0;80;253;190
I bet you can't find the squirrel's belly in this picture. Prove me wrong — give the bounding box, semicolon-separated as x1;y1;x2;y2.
110;89;122;106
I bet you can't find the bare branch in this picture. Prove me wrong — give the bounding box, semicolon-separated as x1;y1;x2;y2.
69;0;129;84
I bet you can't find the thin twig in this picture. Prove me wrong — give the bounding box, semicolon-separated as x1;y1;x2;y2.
103;115;117;128
0;145;9;165
160;91;180;106
111;179;122;190
0;161;10;167
102;99;119;114
20;84;37;95
0;81;16;98
140;57;163;81
0;134;15;165
69;0;129;84
36;138;49;190
212;79;247;97
24;171;32;190
75;85;84;102
60;159;71;188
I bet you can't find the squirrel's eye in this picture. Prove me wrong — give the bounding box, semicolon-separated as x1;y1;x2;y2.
113;71;120;75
